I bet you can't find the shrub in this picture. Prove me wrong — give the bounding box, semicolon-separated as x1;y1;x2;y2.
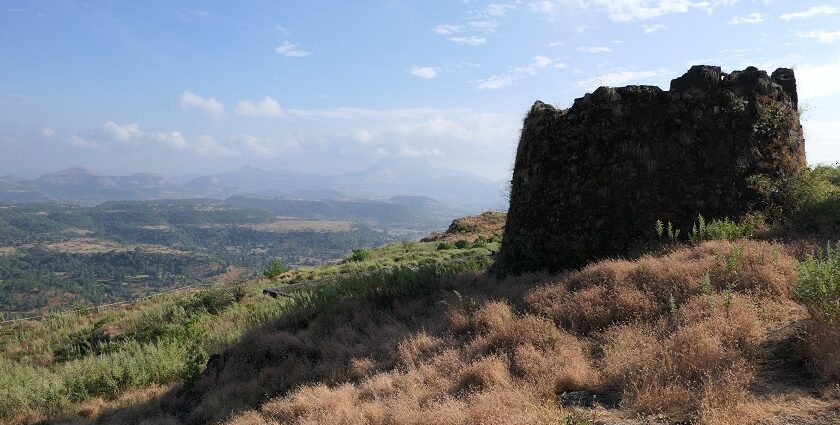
688;214;758;243
263;259;289;279
796;243;840;322
795;244;840;384
437;242;456;251
455;240;470;249
350;248;372;262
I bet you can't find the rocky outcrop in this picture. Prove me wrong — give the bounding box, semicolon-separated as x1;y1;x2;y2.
496;65;805;275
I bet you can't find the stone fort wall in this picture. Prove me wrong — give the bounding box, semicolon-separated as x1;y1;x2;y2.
496;65;805;275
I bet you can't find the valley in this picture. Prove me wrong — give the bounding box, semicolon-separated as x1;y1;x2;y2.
0;196;456;318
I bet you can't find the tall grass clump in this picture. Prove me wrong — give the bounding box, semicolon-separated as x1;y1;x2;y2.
796;243;840;322
689;214;759;243
795;243;840;384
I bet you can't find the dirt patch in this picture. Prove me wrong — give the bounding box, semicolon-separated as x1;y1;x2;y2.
137;225;171;231
245;219;353;232
60;228;95;235
44;239;189;255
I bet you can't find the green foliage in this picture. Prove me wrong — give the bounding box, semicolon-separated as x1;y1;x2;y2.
289;253;491;313
263;259;289;279
689;214;757;243
725;244;744;276
654;220;679;243
786;165;840;236
723;283;735;311
437;242;456;251
655;220;664;241
350;248;372;262
454;240;470;249
698;272;712;295
796;243;840;322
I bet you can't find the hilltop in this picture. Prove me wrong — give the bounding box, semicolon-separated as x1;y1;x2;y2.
2;66;839;425
421;210;506;243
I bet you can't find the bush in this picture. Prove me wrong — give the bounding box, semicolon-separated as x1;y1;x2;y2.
437;242;456;251
350;248;371;262
455;240;470;249
263;259;289;279
688;214;759;243
786;165;840;236
796;243;840;322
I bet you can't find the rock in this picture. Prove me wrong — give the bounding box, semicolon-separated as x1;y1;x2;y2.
495;66;805;276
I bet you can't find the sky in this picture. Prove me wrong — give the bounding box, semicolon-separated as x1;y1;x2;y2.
1;0;839;181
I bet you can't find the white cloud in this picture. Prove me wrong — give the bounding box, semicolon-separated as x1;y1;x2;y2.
102;121;141;141
73;121;240;157
476;55;557;89
780;5;837;21
449;36;487;45
796;30;840;44
410;67;439;79
728;12;763;25
575;24;590;33
531;0;739;22
467;19;499;32
179;91;224;118
642;23;666;33
548;40;564;47
433;24;463;35
576;68;671;91
233;135;298;157
486;3;517;16
235;97;285;118
435;2;516;46
353;129;376;143
477;74;516;90
40;127;55;137
328;110;520;178
578;46;612;53
275;41;311;57
287;107;461;120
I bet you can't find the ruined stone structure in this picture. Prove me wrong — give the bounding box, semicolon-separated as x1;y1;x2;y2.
496;66;805;275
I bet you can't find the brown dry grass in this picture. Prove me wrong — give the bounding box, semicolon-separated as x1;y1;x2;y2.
422;211;505;243
803;318;840;385
59;239;840;425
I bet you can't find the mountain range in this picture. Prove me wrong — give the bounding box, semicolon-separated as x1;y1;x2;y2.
0;159;506;212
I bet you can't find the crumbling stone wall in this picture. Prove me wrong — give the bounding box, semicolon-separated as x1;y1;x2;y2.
496;65;805;275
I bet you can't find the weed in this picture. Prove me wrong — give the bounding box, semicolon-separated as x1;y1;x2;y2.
698;272;712;295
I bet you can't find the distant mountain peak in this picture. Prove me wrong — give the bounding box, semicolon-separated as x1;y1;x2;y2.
41;167;97;178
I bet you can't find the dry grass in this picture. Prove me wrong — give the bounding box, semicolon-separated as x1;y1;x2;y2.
57;239;838;425
422;211;505;243
803;318;840;384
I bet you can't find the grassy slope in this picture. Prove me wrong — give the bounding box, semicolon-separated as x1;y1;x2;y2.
0;234;498;424
45;238;840;425
6;200;840;424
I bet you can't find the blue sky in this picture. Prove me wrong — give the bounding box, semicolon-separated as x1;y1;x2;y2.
1;0;839;180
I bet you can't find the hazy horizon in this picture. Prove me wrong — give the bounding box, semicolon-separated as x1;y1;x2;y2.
2;1;839;181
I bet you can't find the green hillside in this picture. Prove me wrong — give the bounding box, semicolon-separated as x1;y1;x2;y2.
0;197;456;317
